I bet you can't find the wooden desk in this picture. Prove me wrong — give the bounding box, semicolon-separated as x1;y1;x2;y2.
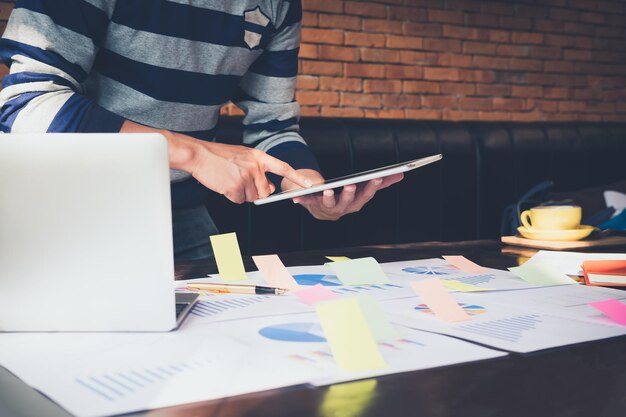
2;240;625;417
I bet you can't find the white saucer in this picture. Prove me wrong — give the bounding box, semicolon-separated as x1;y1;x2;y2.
517;225;594;241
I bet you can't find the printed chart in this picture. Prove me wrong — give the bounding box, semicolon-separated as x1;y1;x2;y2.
381;258;532;291
217;313;506;386
384;295;626;352
0;332;320;417
481;284;626;327
415;303;488;316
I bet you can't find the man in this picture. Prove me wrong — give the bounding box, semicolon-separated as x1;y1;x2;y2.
0;0;402;260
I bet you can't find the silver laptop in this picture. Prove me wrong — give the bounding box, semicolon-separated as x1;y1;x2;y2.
0;133;197;331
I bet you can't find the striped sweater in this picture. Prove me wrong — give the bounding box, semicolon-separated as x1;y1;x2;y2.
0;0;319;182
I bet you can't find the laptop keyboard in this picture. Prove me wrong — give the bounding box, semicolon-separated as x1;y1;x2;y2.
175;302;191;318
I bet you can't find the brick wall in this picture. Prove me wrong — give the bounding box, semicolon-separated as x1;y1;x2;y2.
1;1;625;122
288;0;626;121
0;1;11;81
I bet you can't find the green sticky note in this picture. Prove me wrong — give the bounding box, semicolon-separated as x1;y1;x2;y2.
442;280;495;292
325;257;389;285
209;232;247;281
355;295;400;341
316;298;388;372
509;264;578;286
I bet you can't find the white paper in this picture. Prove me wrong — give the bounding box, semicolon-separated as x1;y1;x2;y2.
481;284;626;327
0;330;324;417
381;258;534;291
523;250;626;276
3;258;625;417
209;313;507;386
604;190;626;217
384;291;626;353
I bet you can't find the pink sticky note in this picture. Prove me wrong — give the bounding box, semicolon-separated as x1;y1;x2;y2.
252;254;300;291
589;299;626;326
443;255;489;273
410;279;472;322
294;284;339;305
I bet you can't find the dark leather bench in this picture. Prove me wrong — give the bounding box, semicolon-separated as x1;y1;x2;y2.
207;118;626;254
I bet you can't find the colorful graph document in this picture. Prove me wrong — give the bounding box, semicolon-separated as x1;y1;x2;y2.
381;258;533;291
211;313;506;386
385;292;626;352
285;265;413;302
481;284;626;328
0;331;324;417
2;256;625;417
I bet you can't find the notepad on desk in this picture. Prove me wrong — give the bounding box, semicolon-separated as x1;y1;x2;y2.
582;260;626;286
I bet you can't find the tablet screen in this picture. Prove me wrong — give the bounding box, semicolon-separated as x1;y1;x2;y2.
254;154;442;205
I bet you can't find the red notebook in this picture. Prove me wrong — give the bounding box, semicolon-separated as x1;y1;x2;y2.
581;260;626;287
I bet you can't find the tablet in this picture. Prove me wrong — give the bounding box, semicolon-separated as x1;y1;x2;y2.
254;153;442;205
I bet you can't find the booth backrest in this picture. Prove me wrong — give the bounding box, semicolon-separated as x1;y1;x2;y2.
208;118;626;254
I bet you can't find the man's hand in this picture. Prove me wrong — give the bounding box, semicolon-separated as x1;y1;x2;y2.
121;120;312;204
281;169;404;221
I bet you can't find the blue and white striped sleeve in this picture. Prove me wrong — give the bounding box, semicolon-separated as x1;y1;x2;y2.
0;0;123;133
234;0;320;184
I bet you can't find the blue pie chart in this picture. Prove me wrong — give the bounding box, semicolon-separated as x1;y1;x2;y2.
293;274;341;286
258;323;326;342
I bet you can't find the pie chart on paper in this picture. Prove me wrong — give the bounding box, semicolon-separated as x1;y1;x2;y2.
292;274;341;286
258;323;326;342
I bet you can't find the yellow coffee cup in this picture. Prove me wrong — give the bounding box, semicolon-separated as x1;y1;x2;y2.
520;205;582;230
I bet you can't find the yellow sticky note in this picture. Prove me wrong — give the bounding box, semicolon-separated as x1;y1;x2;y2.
442;280;495;292
252;254;300;291
326;256;351;262
209;232;247;281
320;379;377;417
410;279;472;322
316;298;388;372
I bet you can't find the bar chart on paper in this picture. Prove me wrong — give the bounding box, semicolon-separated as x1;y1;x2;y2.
0;333;321;417
482;284;626;326
454;315;542;343
179;293;311;324
292;273;408;300
385;296;626;353
415;303;487;316
75;357;215;402
190;297;270;318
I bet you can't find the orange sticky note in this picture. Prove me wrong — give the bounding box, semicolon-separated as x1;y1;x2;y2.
410;279;472;322
443;255;489;273
252;254;300;291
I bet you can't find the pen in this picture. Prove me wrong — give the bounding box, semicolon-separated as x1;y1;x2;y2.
186;283;288;295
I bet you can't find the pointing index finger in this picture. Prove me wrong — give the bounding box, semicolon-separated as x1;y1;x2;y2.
263;155;314;188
